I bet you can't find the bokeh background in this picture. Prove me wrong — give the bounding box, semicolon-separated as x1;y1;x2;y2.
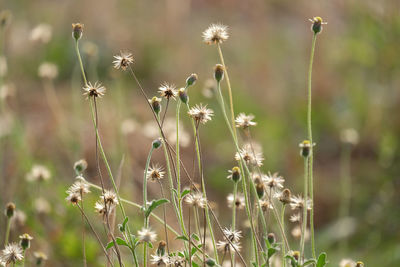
1;0;399;266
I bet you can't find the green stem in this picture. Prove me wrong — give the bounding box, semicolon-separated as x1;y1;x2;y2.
4;217;10;246
74;40;87;86
185;103;219;263
231;182;238;266
307;33;317;259
281;204;286;267
143;147;153;267
300;157;309;261
176;100;182;198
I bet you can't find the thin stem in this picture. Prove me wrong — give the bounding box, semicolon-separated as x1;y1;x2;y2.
74;40;87;86
143;147;154;267
307;33;317;259
157;180;170;255
81;197;88;267
281;204;286;267
300;157;309;261
4;217;11;246
231;182;238;267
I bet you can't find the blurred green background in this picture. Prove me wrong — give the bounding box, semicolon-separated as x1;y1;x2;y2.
0;0;399;266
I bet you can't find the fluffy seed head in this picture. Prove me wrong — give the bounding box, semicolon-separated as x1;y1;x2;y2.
188;104;214;124
72;23;84;40
203;23;229;44
0;243;24;264
66;192;81;205
146;164;165;182
185;193;207;208
290;195;312;211
83;81;106;98
227;193;245;209
102;190;119;206
138;228;157;243
235;113;257;129
159;82;178;100
222;228;242;242
26;165;51;182
113;51;134;70
67;180;90;196
263;172;285;192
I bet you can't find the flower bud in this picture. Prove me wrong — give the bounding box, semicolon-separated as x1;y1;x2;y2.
186;73;198;87
267;233;276;244
356;262;364;267
19;233;33;250
157;240;166;256
279;188;292;205
256;182;264;199
299;140;314;158
74;159;88;175
293;251;300;261
214;64;224;82
152;138;162;149
72;23;84;40
149;96;162;115
5;202;15;218
178;88;189;104
310;17;326;34
230;166;241;183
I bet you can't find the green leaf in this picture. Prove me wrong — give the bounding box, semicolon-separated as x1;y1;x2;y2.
303;259;317;266
268;247;277;258
191;233;200;242
176;235;189;242
316;252;327;267
106;237;129;250
285;255;298;267
181;189;190;198
106;241;115;249
145;198;169;218
191;246;198;256
192;262;200;267
148;242;153;249
119;217;129;232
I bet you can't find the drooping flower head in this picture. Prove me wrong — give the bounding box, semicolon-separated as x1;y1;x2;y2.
83;81;106;98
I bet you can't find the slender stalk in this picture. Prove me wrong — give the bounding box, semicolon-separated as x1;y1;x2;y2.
157;180;170;255
80;196;88;267
231;182;238;266
339;144;351;252
300;157;309;261
281;204;286;267
307;33;317;259
74;40;87;86
143;146;154;267
4;217;11;246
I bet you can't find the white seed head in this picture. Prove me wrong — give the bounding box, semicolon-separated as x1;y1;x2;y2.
202;23;229;44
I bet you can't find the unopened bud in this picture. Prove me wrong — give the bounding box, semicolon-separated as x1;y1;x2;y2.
152;138;162;149
19;233;33;250
150;96;162;115
157;240;166;256
299;140;314;158
72;23;84;41
186;73;198;87
256;183;264;199
214;64;224;82
267;233;276;244
230;166;241;183
205;258;216;266
5;202;15;218
178;88;189;104
356;262;364;267
310;17;327;34
74;159;88;175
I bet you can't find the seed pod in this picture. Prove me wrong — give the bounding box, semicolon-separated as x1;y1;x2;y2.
214;64;224;82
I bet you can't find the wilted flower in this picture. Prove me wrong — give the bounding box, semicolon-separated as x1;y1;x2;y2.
159;82;178;100
0;243;24;265
227;193;245;210
26;165;51;182
30;24;52;43
185;193;206;208
138;228;157;243
263;172;285;192
146;164;165;182
38;62;58;80
113;51;134;70
235;113;257;128
203;23;229;44
150;254;170;266
290;195;312;211
222;228;242;243
83;81;106;98
188;104;214;124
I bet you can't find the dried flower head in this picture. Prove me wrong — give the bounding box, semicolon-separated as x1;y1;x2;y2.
222;228;242;243
216;240;241;253
72;23;84;40
38;62;58;79
309;17;327;34
146;164;165;182
289;213;301;223
259;199;273;212
188;104;214;124
26;165;51;182
138;228;157;243
227;193;245;210
83;81;106;98
263;172;285;192
159;82;178;100
30;24;52;44
66;192;81;205
151;254;170;266
102;190;119;206
67;180;90;196
113;51;134;70
276;188;292;205
19;233;33;250
235;113;257;128
5;202;16;218
290;195;312;211
203;23;229;44
185;193;206;208
0;243;24;265
235;144;264;167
